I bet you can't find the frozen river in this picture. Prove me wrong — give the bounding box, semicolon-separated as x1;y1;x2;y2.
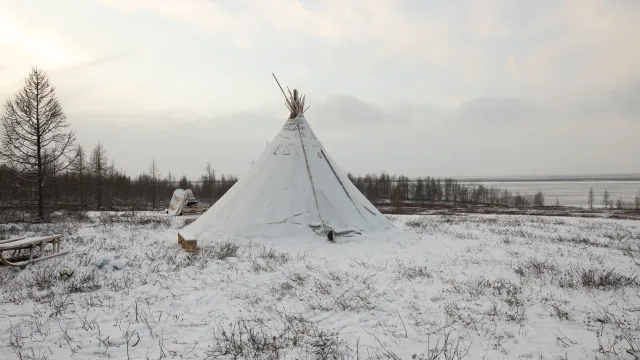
470;181;640;207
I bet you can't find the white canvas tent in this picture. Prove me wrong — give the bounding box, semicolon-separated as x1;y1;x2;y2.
178;87;395;245
167;189;196;216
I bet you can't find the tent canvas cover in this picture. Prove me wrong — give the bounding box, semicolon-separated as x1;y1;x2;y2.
168;189;196;216
179;88;395;242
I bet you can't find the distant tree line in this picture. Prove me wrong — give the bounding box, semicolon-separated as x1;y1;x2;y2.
589;187;640;210
346;173;546;208
0;150;239;212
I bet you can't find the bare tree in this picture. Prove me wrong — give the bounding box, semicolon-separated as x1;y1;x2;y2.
413;178;425;204
0;67;76;218
602;189;610;209
166;171;174;188
90;143;108;209
513;193;528;207
106;160;116;208
204;161;215;204
390;185;404;212
587;187;595;210
149;158;160;209
533;191;545;207
72;146;87;207
501;189;511;206
178;175;189;190
636;192;640;211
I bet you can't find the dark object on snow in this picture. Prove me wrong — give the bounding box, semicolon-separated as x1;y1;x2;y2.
327;229;334;241
186;199;198;206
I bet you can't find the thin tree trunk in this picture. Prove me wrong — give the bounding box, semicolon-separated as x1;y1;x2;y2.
80;172;85;207
36;79;44;218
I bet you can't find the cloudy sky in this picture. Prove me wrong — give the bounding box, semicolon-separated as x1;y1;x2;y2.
1;0;638;179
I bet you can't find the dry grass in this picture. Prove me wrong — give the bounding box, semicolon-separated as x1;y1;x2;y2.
2;212;640;359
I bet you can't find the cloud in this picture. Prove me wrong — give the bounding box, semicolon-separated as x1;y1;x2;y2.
2;0;639;178
308;95;440;133
98;0;237;31
51;50;132;75
572;81;640;122
64;86;640;180
502;1;640;99
95;0;640;102
454;97;546;126
603;82;640;120
98;0;360;42
69;109;284;178
0;6;91;80
312;95;393;126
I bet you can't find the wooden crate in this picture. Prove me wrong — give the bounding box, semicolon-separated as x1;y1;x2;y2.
178;232;197;252
182;240;198;252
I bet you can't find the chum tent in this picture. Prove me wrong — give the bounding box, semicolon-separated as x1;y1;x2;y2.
178;86;395;247
167;189;196;216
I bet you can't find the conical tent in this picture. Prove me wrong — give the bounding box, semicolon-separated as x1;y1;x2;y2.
178;88;395;242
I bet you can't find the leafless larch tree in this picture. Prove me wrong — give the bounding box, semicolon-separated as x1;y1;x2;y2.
72;145;88;208
602;189;610;209
588;187;595;210
0;67;76;218
149;158;161;209
90;143;108;209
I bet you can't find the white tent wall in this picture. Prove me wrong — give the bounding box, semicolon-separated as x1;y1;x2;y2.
179;115;395;241
308;132;392;234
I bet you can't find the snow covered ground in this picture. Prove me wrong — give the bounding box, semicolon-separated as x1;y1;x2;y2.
1;212;640;359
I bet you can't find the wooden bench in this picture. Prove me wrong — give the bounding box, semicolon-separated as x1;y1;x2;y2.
0;234;68;268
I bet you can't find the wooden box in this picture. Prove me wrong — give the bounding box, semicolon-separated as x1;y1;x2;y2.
182;240;198;252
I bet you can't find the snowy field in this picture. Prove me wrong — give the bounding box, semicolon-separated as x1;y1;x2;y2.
1;212;640;360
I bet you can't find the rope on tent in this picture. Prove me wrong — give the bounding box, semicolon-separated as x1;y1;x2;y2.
307;130;368;221
319;148;367;222
297;121;327;239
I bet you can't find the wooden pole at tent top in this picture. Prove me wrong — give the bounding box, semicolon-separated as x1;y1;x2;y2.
272;73;309;119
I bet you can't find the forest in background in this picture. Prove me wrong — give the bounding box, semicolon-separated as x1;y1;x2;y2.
0;151;549;214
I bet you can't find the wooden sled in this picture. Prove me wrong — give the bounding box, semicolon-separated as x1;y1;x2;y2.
0;234;68;268
181;204;208;215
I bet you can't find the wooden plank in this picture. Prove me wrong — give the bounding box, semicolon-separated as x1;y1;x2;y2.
0;234;62;251
0;236;26;245
0;251;70;268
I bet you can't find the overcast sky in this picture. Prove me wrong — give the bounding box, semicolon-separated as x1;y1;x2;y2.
1;0;638;179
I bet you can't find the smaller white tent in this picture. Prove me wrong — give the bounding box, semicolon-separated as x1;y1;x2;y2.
168;189;196;216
